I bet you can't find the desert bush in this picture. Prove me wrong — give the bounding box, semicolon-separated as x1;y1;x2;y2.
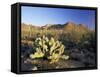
79;31;95;51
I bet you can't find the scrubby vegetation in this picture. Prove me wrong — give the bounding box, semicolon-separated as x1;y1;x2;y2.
21;22;96;71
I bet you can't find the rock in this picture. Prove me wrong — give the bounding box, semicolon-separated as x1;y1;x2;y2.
32;66;38;70
56;66;60;69
70;48;95;66
70;51;85;61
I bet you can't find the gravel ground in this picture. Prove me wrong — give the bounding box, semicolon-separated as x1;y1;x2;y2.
21;58;86;71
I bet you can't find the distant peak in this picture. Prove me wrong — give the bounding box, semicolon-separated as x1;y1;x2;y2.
78;24;88;28
45;24;53;27
79;24;86;27
65;21;75;26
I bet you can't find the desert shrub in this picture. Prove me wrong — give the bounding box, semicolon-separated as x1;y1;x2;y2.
30;35;69;63
79;31;95;52
59;33;77;50
41;29;62;40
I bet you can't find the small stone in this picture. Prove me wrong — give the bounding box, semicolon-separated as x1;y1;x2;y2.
32;66;38;70
56;66;59;69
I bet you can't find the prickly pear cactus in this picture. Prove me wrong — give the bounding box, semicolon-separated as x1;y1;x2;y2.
30;35;69;63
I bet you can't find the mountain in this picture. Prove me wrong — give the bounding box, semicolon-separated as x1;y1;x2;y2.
21;23;40;31
21;22;91;32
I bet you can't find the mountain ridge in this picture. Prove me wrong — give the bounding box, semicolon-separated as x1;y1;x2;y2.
21;22;93;31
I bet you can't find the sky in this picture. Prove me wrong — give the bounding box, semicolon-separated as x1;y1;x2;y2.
21;6;95;29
